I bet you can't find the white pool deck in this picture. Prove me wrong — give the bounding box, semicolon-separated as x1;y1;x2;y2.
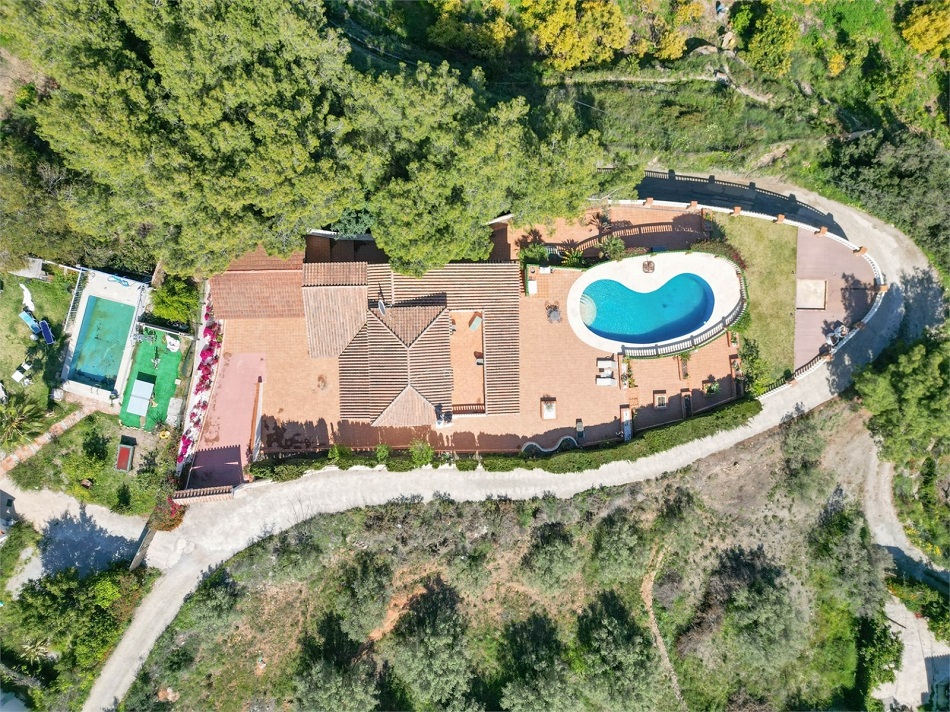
567;253;743;353
61;270;149;402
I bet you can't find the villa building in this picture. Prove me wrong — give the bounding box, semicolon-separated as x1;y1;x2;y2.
188;202;875;488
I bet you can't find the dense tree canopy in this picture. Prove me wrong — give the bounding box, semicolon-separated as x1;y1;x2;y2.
1;0;616;276
855;335;950;468
521;0;630;71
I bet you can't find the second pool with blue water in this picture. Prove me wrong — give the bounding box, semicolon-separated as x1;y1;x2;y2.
579;273;715;344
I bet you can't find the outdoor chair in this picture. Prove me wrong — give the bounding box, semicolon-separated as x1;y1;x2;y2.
39;320;54;345
19;311;40;335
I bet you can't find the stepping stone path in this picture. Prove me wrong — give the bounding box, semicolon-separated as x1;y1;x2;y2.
0;405;98;475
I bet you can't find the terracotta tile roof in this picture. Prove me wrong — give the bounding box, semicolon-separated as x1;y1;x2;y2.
210;270;304;319
373;263;521;415
226;246;304;271
409;310;453;412
371;304;444;347
373;386;437;428
339;308;452;425
302;262;367;287
302;284;368;358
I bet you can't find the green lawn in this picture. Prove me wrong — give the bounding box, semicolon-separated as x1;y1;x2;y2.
119;328;183;431
709;215;798;383
8;411;173;516
0;270;75;406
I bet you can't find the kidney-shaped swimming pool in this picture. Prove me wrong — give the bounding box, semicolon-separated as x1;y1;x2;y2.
567;253;744;353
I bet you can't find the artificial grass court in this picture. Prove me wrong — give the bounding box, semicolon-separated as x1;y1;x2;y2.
119;327;183;431
710;214;797;382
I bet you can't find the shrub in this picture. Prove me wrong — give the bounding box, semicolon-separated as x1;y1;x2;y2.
328;444;352;466
148;497;186;531
375;444;390;464
744;10;797;76
591;509;650;584
482;455;535;472
455;456;478;471
409;440;434;468
519;241;550;265
599;235;626;261
562;247;585;268
251;458;314;482
295;659;379;711
521;523;577;591
150;276;199;325
387;578;472;708
335;552;393;641
887;575;950;642
385;456;415;472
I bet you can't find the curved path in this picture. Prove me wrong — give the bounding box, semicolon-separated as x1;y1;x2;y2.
65;174;945;710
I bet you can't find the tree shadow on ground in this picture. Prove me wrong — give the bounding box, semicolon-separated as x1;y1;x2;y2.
39;505;138;577
825;266;947;394
635;170;846;235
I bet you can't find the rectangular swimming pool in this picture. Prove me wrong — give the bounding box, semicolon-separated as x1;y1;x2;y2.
68;296;135;391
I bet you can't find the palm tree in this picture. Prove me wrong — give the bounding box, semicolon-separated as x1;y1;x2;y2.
20;638;50;671
0;392;45;450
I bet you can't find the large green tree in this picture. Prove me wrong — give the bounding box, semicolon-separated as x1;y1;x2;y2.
855;335;950;468
3;0;616;277
4;0;357;275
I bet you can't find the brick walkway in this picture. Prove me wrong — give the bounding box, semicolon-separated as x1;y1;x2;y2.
0;403;100;475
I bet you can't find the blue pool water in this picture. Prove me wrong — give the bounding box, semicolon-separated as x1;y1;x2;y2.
68;296;135;390
580;274;715;344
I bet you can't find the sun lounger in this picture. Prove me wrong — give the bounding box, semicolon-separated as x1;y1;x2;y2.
597;357;615;377
19;311;40;334
39;320;54;345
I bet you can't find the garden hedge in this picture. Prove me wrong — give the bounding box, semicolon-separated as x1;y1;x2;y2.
250;398;762;478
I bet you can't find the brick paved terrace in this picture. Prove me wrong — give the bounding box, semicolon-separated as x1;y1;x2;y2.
794;227;876;369
202;204;873;461
210;263;736;456
491;206;705;260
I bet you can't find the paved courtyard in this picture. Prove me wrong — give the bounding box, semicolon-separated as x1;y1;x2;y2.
199;208;733;457
794;227;877;368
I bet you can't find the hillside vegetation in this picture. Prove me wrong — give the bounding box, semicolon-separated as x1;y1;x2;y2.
124;402;901;711
1;0;948;278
